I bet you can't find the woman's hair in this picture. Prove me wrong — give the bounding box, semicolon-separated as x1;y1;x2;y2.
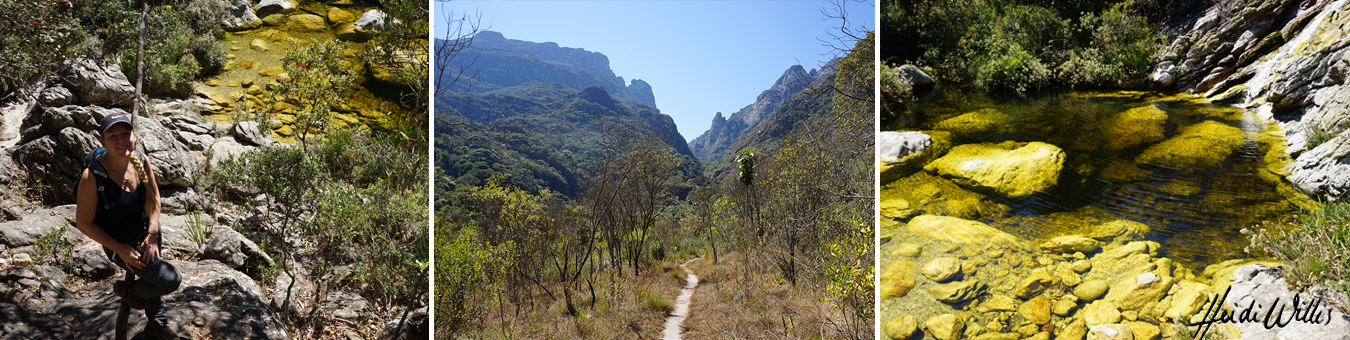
128;148;161;215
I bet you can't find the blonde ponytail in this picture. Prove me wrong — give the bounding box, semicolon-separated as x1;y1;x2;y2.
128;152;160;215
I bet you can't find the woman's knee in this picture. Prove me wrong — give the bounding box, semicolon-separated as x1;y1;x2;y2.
141;260;182;294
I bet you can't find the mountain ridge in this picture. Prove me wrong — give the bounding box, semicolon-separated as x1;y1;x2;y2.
688;64;815;163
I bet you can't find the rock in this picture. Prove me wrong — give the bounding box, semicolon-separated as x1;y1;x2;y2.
72;243;116;279
355;10;390;31
1041;235;1100;254
223;0;261;31
258;66;284;77
885;314;918;339
271;263;313;315
1072;260;1092;273
1083;300;1122;326
163;260;289;339
906;215;1020;247
176;130;214;151
250;39;269;51
234;121;276;146
56;127;99;158
1135;121;1243;168
62;59;134;107
881;260;917;298
328;7;355;23
928;279;985;304
255;0;294;14
975;333;1022;340
924;141;1066;198
1014;270;1060;299
1019;296;1053;324
1089;220;1150;245
1163;280;1209;321
1074;280;1110;302
335;22;368;42
321;291;370;323
1102;271;1173;311
1053;298;1077;316
898;64;934;90
37;86;74;107
377;307;428;340
201;226;274;269
1221;264;1350;340
921;257;963;282
895;243;922;257
11;253;32;267
1289;134;1350;199
135;115;197;188
1123;321;1158;340
10;136;81;202
1087;324;1132;340
236;60;254;69
981;294;1019;312
934;108;1014;136
925;314;965;340
878;131;932;163
0;302;75;339
1088;242;1159;282
1056;320;1088;340
286;14;328;32
1105;105;1167;150
0;211;65;247
209;136;253;168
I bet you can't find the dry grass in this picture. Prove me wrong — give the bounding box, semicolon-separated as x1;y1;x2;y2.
459;259;688;339
680;252;847;340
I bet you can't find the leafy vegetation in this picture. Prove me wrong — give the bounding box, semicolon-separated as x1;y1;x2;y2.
75;0;226;97
883;0;1165;94
0;0;87;98
1248;201;1350;312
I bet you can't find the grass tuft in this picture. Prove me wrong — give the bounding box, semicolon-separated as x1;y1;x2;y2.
1248;201;1350;312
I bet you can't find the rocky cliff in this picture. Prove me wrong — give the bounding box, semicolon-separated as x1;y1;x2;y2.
1152;0;1350;200
440;31;658;108
689;65;814;163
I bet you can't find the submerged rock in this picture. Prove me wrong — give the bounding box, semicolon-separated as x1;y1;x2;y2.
928;279;985;304
933;108;1014;137
1135;120;1243;168
1105;105;1167;150
1041;235;1101;254
884;314;918;339
906;215;1020;247
925;141;1066;198
925;314;965;340
920;257;963;282
881;260;917;298
286;14;328;33
1014;269;1061;299
1019;296;1053;324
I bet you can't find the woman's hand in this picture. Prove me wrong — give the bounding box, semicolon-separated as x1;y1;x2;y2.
116;244;144;271
139;234;160;266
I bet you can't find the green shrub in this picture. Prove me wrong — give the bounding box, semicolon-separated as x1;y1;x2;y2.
0;0;87;97
73;0;226;98
971;41;1052;94
435;223;512;336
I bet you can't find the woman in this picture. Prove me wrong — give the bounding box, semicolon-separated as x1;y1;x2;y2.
74;112;181;340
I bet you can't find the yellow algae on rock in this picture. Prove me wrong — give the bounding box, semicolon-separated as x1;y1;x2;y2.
924;141;1066;198
934;108;1014;136
1105;105;1167;150
880;260;917;298
1135;120;1244;168
286;14;328;32
259;66;285;77
906;215;1020;247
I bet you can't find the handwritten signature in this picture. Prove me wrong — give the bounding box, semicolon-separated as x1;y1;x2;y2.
1191;286;1333;338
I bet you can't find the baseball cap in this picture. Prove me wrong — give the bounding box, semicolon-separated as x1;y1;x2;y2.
100;112;133;134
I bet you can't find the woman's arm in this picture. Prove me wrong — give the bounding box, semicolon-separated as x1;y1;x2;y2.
139;154;163;264
75;168;144;270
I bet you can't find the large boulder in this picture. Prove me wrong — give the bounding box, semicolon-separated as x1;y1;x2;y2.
897;64;933;90
933;108;1014;137
0;301;75;339
1135;121;1243;168
71;243;116;279
255;0;295;14
136;116;197;188
61;59;134;107
0;208;68;248
233;121;275;146
355;9;391;31
1105;105;1167;150
37;85;74;108
924;141;1066;198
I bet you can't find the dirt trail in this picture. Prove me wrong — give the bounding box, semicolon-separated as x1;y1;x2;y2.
660;257;700;340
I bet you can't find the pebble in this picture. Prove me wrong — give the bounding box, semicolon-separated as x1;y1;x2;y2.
226;81;240;87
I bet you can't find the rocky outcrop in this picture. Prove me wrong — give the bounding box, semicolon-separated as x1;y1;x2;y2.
689;65;813;162
1221;264;1350;339
1287;133;1350;198
1152;0;1350;199
877;131;932;163
201;226;274;268
60;59;134;107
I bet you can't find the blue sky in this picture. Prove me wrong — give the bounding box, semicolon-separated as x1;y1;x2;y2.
434;1;875;142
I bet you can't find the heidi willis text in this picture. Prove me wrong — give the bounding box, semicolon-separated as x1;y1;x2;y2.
1191;286;1332;338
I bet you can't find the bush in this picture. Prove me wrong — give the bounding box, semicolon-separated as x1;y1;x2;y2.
0;0;87;97
435;223;512;336
73;0;227;97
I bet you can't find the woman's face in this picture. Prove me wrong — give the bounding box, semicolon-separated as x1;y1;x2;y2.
101;123;136;158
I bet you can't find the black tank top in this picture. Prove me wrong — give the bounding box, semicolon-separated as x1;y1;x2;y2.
89;153;149;246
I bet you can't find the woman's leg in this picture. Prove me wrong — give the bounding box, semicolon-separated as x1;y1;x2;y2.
129;259;181;326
